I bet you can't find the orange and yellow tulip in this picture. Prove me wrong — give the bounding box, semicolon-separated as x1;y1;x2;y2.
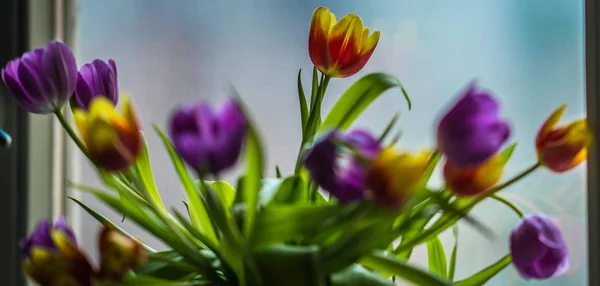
309;7;380;78
97;226;146;281
536;105;592;173
74;96;142;171
444;145;514;197
366;148;430;208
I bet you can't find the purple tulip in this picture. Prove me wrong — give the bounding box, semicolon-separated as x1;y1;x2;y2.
20;216;77;257
303;129;381;203
510;213;569;280
436;82;510;167
169;98;247;175
74;59;119;110
1;40;77;114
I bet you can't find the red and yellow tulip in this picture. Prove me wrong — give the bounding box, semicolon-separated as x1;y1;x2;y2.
309;7;380;78
97;226;146;281
366;148;430;208
444;145;514;197
536;105;592;173
74;96;142;171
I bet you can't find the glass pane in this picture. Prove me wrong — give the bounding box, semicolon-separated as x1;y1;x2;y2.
75;0;586;284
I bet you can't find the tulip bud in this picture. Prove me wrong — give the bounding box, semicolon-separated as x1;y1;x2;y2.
304;129;381;203
73;96;142;171
97;226;146;281
74;59;119;110
510;213;569;280
366;148;430;208
536;105;592;173
308;7;380;78
444;145;514;197
1;40;77;114
21;217;94;286
169;98;246;176
437;82;510;167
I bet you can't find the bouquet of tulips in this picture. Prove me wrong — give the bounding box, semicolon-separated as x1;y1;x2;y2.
2;6;591;286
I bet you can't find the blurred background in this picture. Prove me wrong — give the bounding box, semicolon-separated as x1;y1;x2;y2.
0;0;587;285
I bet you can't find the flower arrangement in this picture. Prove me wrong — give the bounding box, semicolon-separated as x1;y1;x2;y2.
2;6;591;286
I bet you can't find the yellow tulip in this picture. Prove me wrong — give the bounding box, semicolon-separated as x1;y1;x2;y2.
74;96;141;171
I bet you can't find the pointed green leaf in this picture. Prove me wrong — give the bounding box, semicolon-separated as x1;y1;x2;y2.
448;225;459;281
319;73;411;133
360;252;452;286
298;69;309;130
330;265;393;286
68;196;155;252
241;122;264;238
455;255;511;286
498;143;517;165
133;132;166;210
426;236;447;278
154;125;218;248
310;67;319;107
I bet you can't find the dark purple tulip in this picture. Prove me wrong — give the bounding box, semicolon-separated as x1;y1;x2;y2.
74;59;119;110
169;98;247;175
20;216;77;257
303;129;381;203
1;40;77;114
510;213;569;280
437;82;510;167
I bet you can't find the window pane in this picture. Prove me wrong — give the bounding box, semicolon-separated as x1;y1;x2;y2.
75;1;586;284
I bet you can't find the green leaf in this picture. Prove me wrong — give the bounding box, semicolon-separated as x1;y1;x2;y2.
133;132;166;211
319;73;411;133
448;225;459;281
254;244;326;286
120;273;210;285
426;236;447;278
241;123;265;238
249;204;342;249
360;252;452;286
378;112;400;142
454;255;511;286
154;125;218;248
68;196;155;252
298;69;309;131
310;67;319;107
270;176;307;205
275;166;282;178
498;143;517;165
330;265;393;286
206;180;236;212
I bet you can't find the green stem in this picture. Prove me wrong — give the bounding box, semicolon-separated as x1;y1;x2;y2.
490;194;524;218
54;108;93;162
396;162;541;253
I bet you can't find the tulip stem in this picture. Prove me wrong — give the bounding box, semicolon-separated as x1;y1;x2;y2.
54;109;92;163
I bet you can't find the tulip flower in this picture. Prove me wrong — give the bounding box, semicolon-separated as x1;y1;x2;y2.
74;59;119;110
169;98;247;176
97;226;146;281
444;145;514;197
1;40;77;114
21;217;94;286
437;82;510;167
510;213;569;280
308;6;380;78
365;148;430;208
304;129;381;202
74;96;142;171
536;105;592;173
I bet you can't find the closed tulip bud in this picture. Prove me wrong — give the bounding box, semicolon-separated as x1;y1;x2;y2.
21;217;94;286
74;59;119;110
437;82;511;167
97;226;146;281
74;96;142;171
303;129;381;203
169;98;246;176
536;105;592;173
366;148;430;208
1;40;77;114
510;213;569;280
444;145;514;197
309;7;380;78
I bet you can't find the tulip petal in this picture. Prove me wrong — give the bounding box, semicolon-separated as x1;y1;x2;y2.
328;14;363;72
42;40;77;101
337;30;380;77
536;104;567;145
309;7;335;71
